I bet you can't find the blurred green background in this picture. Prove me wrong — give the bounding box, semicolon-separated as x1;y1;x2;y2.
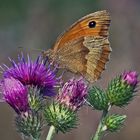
0;0;140;140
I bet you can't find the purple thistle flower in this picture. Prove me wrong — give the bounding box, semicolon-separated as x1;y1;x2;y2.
0;77;29;114
122;71;138;87
57;78;88;111
2;55;59;96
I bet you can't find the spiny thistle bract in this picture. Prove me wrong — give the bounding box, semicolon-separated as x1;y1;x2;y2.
15;111;43;139
102;114;126;132
44;102;78;133
28;86;45;112
87;86;109;111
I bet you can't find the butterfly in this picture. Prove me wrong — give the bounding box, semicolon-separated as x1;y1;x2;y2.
43;10;112;83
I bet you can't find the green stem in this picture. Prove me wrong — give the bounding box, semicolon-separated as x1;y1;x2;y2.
46;125;56;140
92;110;108;140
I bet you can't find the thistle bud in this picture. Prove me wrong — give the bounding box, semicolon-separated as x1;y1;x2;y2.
102;114;126;132
107;71;138;107
87;86;109;111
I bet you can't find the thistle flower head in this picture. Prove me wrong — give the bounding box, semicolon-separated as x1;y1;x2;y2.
2;54;59;96
57;78;88;111
0;77;29;114
122;71;138;87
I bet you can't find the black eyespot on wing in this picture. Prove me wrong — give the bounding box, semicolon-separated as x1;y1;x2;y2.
88;21;96;28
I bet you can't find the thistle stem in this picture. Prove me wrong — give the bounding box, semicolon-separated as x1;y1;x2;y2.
46;125;56;140
92;105;111;140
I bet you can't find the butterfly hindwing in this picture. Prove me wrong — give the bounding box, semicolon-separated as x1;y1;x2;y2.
83;36;111;82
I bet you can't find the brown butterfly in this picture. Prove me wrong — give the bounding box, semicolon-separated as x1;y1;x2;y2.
43;10;112;83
